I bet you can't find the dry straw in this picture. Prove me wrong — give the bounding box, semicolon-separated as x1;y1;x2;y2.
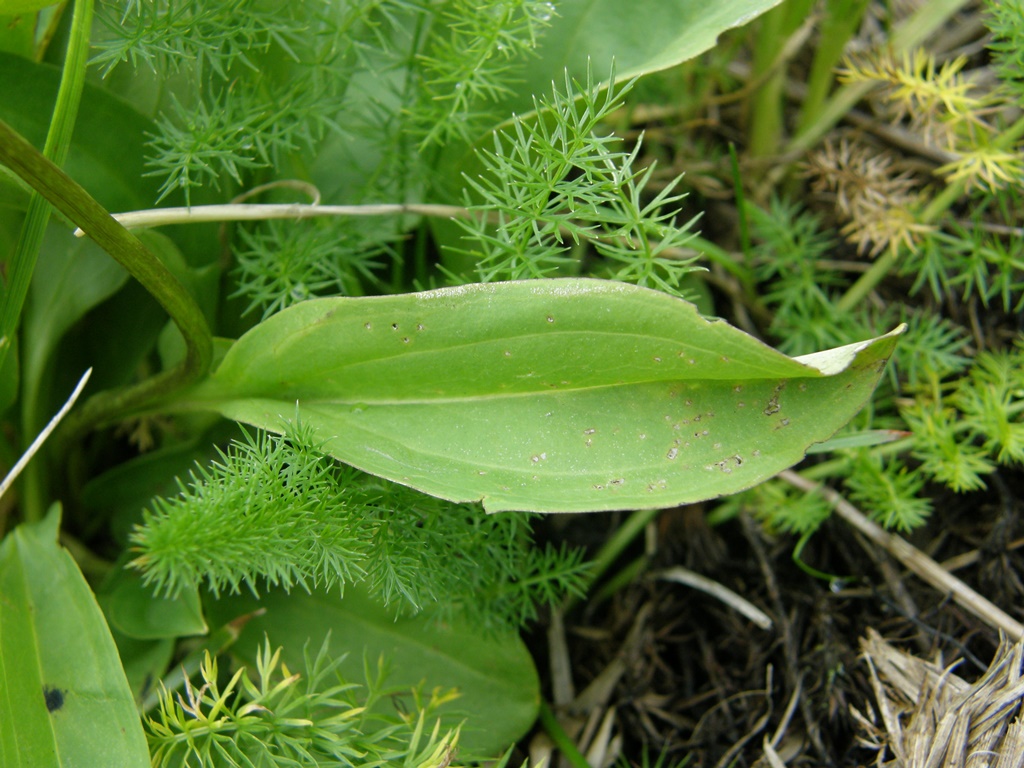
853;628;1024;767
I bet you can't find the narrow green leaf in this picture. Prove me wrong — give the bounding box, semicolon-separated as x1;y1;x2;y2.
188;279;901;513
204;584;540;758
0;506;149;768
806;429;911;453
19;231;129;519
24;230;128;423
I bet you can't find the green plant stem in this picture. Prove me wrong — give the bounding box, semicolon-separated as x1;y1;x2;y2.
562;508;661;613
836;112;1024;313
591;554;649;605
835;250;899;314
0;118;214;440
746;3;787;159
747;0;815;159
538;700;593;768
0;0;94;379
794;0;870;135
728;144;751;259
6;0;93;523
784;0;971;158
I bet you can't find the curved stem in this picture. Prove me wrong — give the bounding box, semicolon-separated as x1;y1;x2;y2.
2;0;93;376
6;0;93;522
72;201;469;235
0;118;214;435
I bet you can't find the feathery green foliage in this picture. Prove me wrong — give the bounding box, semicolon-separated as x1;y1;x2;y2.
94;0;373;205
92;0;557;207
844;452;931;533
9;0;1020;762
745;479;834;537
748;197;855;352
905;226;1024;314
145;635;461;768
130;423;589;631
414;0;556;145
130;425;369;599
232;217;392;319
740;182;1016;534
456;68;702;294
902;344;1024;493
985;0;1024;106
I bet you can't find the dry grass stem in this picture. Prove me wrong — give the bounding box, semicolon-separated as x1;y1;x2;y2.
856;628;1024;767
654;566;773;630
780;470;1024;640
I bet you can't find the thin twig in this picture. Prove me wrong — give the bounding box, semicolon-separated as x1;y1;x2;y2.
548;608;576;707
654;566;773;630
942;536;1024;573
0;368;92;500
781;470;1024;640
72;202;469;237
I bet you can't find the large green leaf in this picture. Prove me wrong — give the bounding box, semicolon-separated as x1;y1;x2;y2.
0;506;149;768
22;229;128;436
517;0;781;109
0;1;61;14
204;584;540;757
24;231;129;372
0;51;161;214
186;279;900;513
429;0;783;198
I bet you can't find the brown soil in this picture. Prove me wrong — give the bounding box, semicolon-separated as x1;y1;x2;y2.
529;468;1024;766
